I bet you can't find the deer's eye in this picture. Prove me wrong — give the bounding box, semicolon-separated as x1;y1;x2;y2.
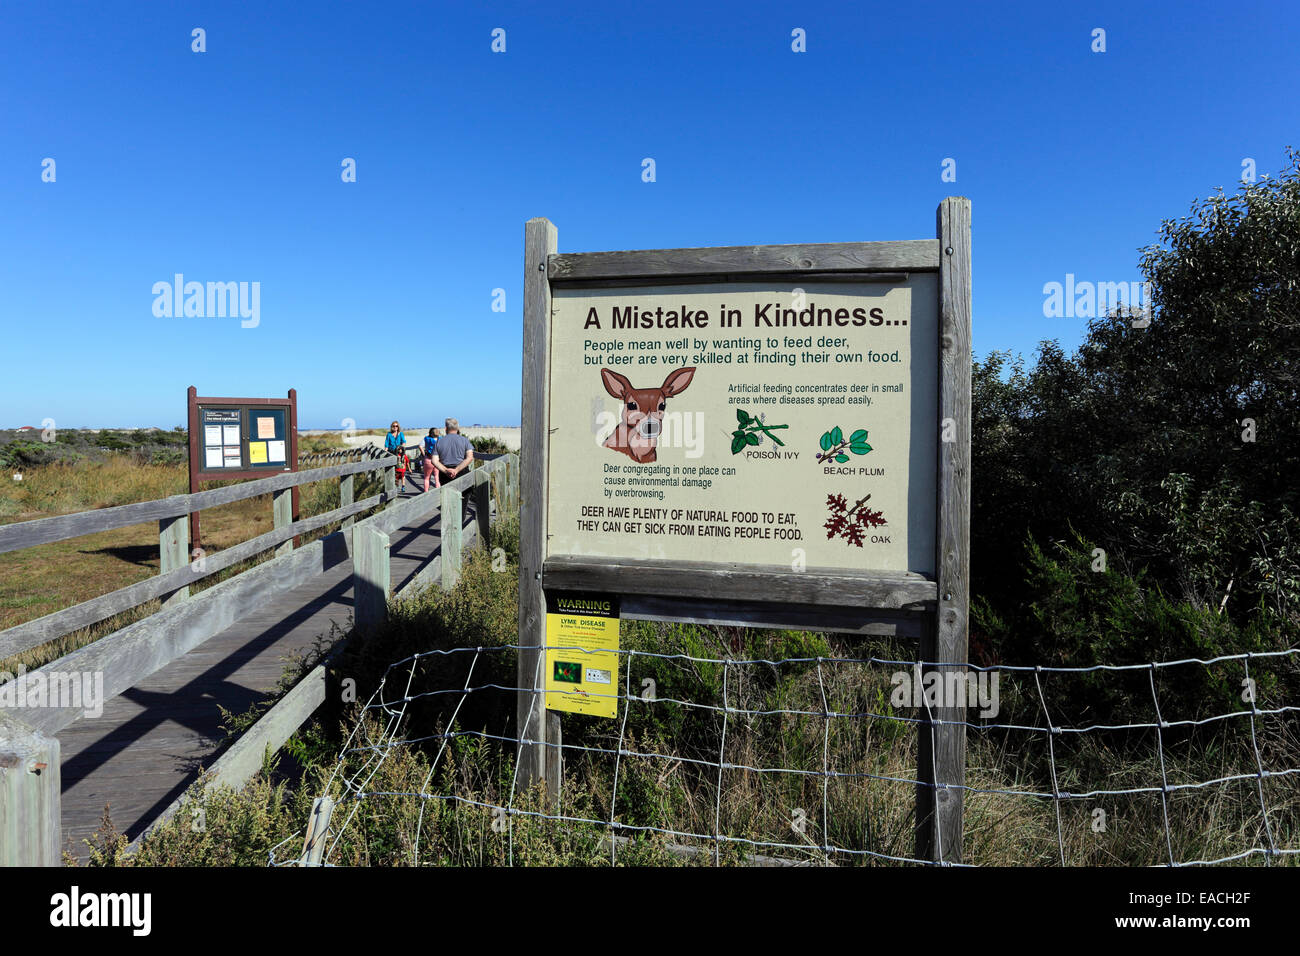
626;401;636;410
658;402;666;411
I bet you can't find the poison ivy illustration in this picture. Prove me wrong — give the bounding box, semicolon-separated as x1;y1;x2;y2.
817;426;871;464
824;492;886;547
731;408;789;454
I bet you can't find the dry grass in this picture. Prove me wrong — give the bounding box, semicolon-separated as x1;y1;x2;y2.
0;456;185;522
0;447;385;672
298;432;349;455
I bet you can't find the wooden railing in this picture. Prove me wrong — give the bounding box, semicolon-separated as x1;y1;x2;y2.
297;445;383;468
0;449;519;865
0;452;391;661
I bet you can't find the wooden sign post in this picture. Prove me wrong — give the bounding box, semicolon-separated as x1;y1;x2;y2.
518;200;971;863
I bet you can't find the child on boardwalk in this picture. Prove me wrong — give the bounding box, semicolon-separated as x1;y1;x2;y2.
393;444;410;496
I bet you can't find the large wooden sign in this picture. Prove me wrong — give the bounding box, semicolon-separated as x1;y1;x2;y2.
547;278;938;574
518;200;971;862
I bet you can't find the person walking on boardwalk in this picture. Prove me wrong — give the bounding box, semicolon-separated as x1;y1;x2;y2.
430;418;473;486
385;421;407;495
385;421;405;453
422;427;441;492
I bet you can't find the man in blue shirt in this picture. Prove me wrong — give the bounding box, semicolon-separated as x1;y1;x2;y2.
431;418;474;485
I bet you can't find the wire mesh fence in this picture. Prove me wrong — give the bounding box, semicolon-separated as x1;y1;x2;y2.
270;642;1300;867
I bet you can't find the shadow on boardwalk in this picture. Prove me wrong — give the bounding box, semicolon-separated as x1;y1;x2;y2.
57;486;468;861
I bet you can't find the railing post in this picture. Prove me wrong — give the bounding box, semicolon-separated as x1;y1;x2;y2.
158;513;190;604
273;488;293;556
384;462;396;502
473;469;492;552
508;452;520;509
353;524;390;630
440;485;463;591
340;473;355;530
0;712;61;866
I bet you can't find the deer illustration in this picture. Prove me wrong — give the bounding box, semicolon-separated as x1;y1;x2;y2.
600;366;696;463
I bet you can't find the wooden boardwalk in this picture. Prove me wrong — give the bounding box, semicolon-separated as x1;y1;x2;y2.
56;480;472;860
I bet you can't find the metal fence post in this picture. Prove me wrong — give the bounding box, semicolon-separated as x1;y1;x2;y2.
299;795;334;866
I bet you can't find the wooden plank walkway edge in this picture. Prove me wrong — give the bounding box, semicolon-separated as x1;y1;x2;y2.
0;454;515;865
125;510;488;852
9;525;358;737
130;664;328;851
2;469;465;736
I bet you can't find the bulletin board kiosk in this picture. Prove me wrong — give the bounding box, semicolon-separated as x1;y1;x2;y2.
185;386;299;548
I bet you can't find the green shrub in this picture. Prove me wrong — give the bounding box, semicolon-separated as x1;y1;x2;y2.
470;436;510;455
148;447;185;466
93;431;131;450
974;530;1294;742
0;439;59;468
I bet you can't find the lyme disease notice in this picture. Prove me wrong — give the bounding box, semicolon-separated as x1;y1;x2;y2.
546;279;938;574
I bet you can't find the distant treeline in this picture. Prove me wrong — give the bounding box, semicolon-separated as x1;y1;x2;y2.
0;427;189;468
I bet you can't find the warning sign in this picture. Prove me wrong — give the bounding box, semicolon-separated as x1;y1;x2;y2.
544;593;620;718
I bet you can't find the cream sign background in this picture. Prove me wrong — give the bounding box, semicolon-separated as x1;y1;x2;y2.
546;278;938;574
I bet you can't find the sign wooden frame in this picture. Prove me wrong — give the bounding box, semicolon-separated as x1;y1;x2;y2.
186;386;300;548
518;199;971;862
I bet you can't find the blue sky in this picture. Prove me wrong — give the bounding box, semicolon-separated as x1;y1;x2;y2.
1;0;1296;428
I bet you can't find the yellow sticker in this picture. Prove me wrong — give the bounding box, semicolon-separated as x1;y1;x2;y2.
544;594;620;718
248;441;268;464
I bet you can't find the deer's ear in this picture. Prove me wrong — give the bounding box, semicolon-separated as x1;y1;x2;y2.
601;368;632;399
661;366;696;397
